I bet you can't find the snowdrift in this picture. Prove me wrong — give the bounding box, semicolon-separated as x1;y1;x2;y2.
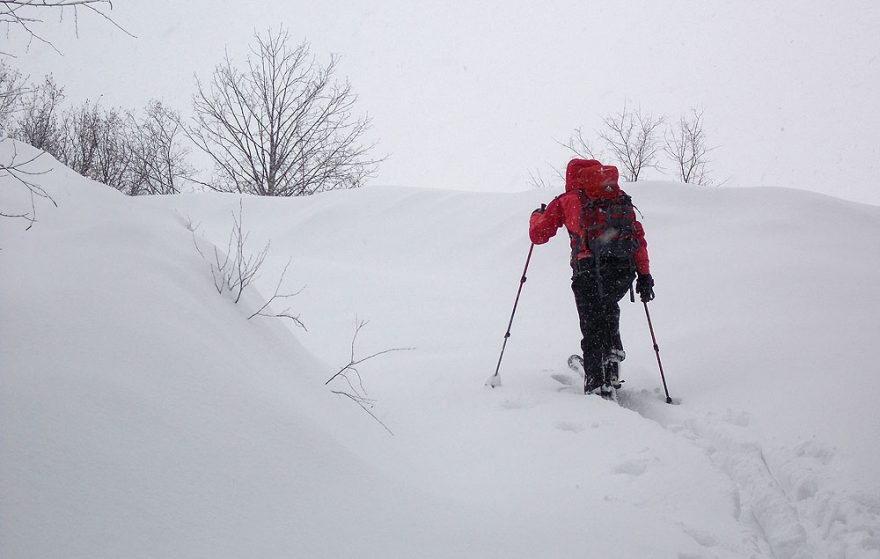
2;139;879;558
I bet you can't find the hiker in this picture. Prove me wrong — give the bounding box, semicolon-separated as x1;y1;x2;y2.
529;159;654;394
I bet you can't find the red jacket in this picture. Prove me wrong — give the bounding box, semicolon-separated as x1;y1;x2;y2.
529;159;650;275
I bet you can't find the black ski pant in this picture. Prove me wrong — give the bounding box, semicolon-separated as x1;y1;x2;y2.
571;258;635;383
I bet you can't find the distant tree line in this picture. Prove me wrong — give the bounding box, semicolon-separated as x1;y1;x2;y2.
1;68;194;195
4;16;711;201
0;27;380;198
532;103;717;189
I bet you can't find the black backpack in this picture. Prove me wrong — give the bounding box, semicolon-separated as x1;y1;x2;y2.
573;189;640;261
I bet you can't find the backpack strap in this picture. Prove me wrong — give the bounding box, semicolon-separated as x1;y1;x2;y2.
569;189;589;264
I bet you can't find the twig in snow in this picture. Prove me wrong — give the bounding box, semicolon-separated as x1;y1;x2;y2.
247;257;307;330
325;319;414;435
189;199;305;329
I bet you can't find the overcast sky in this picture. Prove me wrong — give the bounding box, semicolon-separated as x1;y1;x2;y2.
5;0;880;205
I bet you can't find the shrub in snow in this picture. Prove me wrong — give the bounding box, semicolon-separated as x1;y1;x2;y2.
190;200;305;329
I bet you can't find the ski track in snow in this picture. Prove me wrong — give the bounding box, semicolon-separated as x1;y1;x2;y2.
618;389;880;559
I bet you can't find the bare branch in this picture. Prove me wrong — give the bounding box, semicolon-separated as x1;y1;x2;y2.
0;60;26;133
529;126;600;191
527;167;550;190
0;137;57;229
599;102;665;182
561;126;598;160
324;319;413;435
324;319;413;387
0;0;134;54
247;257;307;329
330;390;394;436
190;199;306;330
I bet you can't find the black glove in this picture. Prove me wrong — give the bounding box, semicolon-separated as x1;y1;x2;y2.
636;274;655;302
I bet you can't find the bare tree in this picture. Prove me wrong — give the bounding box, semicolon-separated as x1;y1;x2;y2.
0;60;25;133
57;99;102;175
0;0;129;54
599;103;665;182
17;94;129;188
90;106;134;190
59;99;194;196
128;100;193;195
54;100;135;193
188;27;380;196
11;81;194;196
664;107;714;186
12;74;64;154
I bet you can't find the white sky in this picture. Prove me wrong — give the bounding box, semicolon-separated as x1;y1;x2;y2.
4;0;880;205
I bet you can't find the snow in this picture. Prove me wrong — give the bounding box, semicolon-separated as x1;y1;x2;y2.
2;139;879;558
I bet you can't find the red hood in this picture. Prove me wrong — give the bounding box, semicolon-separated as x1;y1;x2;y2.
565;159;620;198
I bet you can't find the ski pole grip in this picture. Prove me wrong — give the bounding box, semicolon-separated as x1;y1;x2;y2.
541;203;546;211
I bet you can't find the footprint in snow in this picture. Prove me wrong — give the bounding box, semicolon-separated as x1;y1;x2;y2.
680;524;720;548
793;438;835;466
500;398;534;410
721;408;750;427
554;421;584;433
613;458;649;476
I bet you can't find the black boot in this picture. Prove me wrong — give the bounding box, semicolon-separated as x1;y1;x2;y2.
583;356;603;394
603;352;624;389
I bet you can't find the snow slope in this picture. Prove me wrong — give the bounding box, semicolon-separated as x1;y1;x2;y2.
2;139;879;558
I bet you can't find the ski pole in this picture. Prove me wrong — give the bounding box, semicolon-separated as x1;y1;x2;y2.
643;301;674;404
486;242;535;388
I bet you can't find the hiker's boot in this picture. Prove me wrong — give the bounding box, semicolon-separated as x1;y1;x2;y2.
603;354;623;389
583;358;603;394
584;372;602;394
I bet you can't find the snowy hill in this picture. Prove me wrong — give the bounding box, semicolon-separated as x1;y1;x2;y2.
2;139;879;558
